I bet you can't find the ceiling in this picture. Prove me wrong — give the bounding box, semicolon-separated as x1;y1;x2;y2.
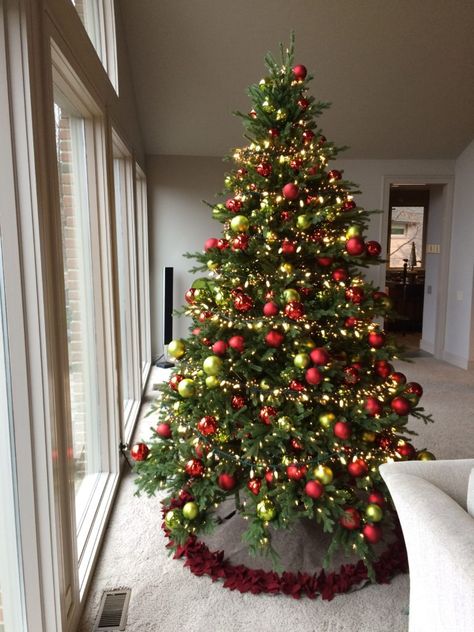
119;0;474;159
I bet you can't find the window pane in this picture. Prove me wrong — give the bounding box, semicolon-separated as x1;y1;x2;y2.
388;206;425;268
54;99;102;532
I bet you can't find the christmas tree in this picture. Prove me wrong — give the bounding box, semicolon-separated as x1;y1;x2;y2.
133;39;433;576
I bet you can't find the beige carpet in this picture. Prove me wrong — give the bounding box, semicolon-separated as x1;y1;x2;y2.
78;357;474;632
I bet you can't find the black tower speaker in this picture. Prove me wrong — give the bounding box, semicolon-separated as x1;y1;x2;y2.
156;266;175;368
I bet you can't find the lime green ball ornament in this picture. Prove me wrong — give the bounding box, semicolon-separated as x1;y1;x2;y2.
205;375;220;389
230;215;249;232
297;214;312;230
165;509;181;529
319;412;336;429
182;501;199;520
365;503;384;522
177;378;195;398
256;498;277;521
417;450;436;461
168;339;185;359
313;464;333;485
346;225;362;239
260;378;272;390
203;355;223;375
277;416;292;431
294;353;310;369
283;288;300;302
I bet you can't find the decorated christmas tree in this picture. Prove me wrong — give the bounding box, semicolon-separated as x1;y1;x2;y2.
133;39;433;580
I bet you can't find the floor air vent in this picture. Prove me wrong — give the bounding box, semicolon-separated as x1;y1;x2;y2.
93;589;131;631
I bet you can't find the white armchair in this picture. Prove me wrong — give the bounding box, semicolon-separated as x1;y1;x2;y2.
380;458;474;632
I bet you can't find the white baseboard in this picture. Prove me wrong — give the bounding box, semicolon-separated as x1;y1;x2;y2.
442;350;471;370
419;339;434;354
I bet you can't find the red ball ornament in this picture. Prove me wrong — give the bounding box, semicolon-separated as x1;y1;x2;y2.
156;423;172;439
366;240;382;257
347;459;368;477
265;330;285;347
236;168;247;178
204;237;219;251
282;183;299;200
374;360;392;379
228;335;245;352
231;395;246;410
310;347;330;365
290;158;302;171
345;236;366;256
317;256;333;267
298;97;309;110
363;523;382;544
217;238;229;250
292;64;307;80
305;480;324;499
345;286;364;304
287;464;307;480
340;507;361;530
368;331;385;348
344;316;357;328
234;293;253;312
343;200;356;211
332;268;348;282
280;210;293;222
307;165;319;176
259;406;277;425
317;135;327;147
263;301;279;316
130;442;149;461
218;473;236;491
305;367;323;385
256;162;272;177
185;288;196;304
281;238;296;254
178;489;193;503
405;382;423;398
201;337;212;346
265;470;274;484
368;490;385;506
195;443;206;458
396;442;416;459
302;129;315;144
328;169;342;182
185;458;205;477
344;366;360;385
365;396;382;416
290;438;303;451
269;128;280;138
225;198;242;212
197;415;217;436
198;311;212;322
285;301;305;321
169;374;184;391
391;396;411;416
334;421;352;440
247;478;262;495
231;234;249;251
390;371;407;385
290;379;305;392
212;340;228;356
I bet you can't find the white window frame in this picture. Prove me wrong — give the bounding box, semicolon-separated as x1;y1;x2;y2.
135;164;151;387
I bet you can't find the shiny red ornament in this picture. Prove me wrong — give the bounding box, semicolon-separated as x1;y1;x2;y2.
340;507;361;530
290;379;305;392
317;256;333;267
332;268;348;282
302;129;315;144
198;311;212;322
281;238;296;254
169;374;184;391
328;169;342;182
305;479;324;499
264;470;274;484
343;200;356;211
185;288;196;304
378;435;393;450
197;415;217;436
368;331;385;348
204;237;219;251
396;442;416;459
265;329;285;347
236;167;247;178
218;473;237;491
299;287;311;297
290;438;303;451
130;442;149;461
390;371;407;385
345;286;365;304
344;316;357;328
286;463;307;480
310;347;329;365
259;406;277;425
368;490;385;506
269;128;280;138
185;458;205;477
263;301;279;316
201;337;212;346
285;301;305;321
231;395;246;410
365;396;382;417
334;421;352;440
307;165;319;175
405;382;423;398
345;236;366;256
366;240;382;257
234;293;253;312
347;459;368;477
305;367;322;385
374;360;392;379
225;198;242;212
292;64;307;80
156;423;172;439
212;340;228;356
391;396;411;416
280;210;293;222
249;109;257;119
228;335;245;352
217;238;229;250
290;158;302;171
256;162;272;177
298;97;309;110
195;443;206;458
344;366;360;385
282;183;299;200
247;478;262;495
231;234;249;251
178;489;193;503
363;523;382;544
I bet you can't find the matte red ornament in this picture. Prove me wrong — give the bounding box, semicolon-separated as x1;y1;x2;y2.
169;374;184;391
405;382;423;398
368;490;385;506
292;64;307;80
343;200;356;211
345;236;366;256
217;238;229;250
204;237;219;251
302;129;315;143
247;478;262;495
130;442;149;461
185;459;205;477
340;507;361;530
373;290;388;301
363;523;382;544
368;331;385;349
332;268;348;282
231;234;249;251
212;340;228;356
305;480;324;499
365;396;382;416
231;395;246;410
344;366;360;385
265;330;285;347
286;464;307;480
259;406;277;425
218;473;237;491
256;162;272;177
391;396;411;416
285;301;305;321
234;293;253;312
345;286;365;304
307;165;319;175
310;347;329;365
228;335;245;352
282;183;299;200
269;128;280;138
290;379;305;392
334;421;352;440
225;198;242;212
390;371;407;385
328;169;342;182
347;459;368;477
185;288;196;304
317;256;333;267
281;238;296;254
366;240;382;257
264;470;274;484
374;360;392;379
263;301;279;316
305;367;323;385
280;210;293;222
156;423;172;439
197;415;217;436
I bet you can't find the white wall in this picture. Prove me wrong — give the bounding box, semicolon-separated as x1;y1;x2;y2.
444;139;474;368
